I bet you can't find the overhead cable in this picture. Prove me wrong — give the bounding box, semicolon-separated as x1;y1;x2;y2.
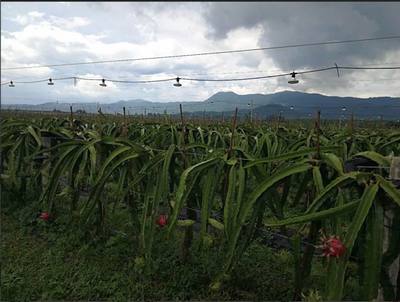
2;35;400;71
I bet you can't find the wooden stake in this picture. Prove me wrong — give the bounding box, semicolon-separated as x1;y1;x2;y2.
297;115;301;132
97;108;104;234
229;108;238;157
179;104;188;168
250;99;253;122
350;112;354;142
180;103;194;263
70;106;74;132
316;110;321;160
222;107;238;211
123;107;127;138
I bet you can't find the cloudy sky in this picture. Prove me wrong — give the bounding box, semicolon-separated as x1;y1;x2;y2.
1;2;400;105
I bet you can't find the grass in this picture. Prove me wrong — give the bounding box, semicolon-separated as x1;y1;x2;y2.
1;202;363;301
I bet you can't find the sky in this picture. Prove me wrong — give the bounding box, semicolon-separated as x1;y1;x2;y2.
1;2;400;105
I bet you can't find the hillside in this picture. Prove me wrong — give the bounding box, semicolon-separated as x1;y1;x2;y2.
3;91;399;119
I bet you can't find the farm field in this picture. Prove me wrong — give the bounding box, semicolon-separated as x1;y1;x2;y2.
1;110;400;301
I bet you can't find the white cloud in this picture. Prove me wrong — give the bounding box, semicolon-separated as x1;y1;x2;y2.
48;16;91;29
1;2;399;106
11;15;28;25
10;11;45;25
27;11;45;18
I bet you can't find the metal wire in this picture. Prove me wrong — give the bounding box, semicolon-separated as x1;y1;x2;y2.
3;35;400;71
3;65;400;85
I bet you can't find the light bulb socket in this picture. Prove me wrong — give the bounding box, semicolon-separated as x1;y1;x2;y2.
173;77;182;87
288;72;299;84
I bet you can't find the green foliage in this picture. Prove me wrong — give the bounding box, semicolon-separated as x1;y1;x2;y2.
2;115;399;301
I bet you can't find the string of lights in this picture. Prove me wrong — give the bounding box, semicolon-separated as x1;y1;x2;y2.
3;61;400;82
3;65;400;88
6;75;397;92
2;35;400;71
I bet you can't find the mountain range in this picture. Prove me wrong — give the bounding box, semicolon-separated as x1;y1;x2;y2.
3;91;400;120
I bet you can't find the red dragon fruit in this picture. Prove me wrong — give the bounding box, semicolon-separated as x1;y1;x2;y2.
317;235;345;258
41;212;51;221
157;215;167;228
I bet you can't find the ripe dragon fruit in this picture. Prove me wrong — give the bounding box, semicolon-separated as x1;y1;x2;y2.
317;235;345;258
41;212;51;221
157;215;167;228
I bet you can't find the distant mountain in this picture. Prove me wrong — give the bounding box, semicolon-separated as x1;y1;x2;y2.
3;91;400;120
251;91;400;119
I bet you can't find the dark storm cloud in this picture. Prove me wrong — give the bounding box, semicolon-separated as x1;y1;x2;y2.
203;2;400;70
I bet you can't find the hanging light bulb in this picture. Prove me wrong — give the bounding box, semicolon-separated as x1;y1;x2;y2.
9;81;15;87
290;106;294;110
99;79;107;87
288;72;299;84
48;78;54;86
309;113;311;117
247;103;250;107
173;77;182;87
211;101;213;105
342;106;346;111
